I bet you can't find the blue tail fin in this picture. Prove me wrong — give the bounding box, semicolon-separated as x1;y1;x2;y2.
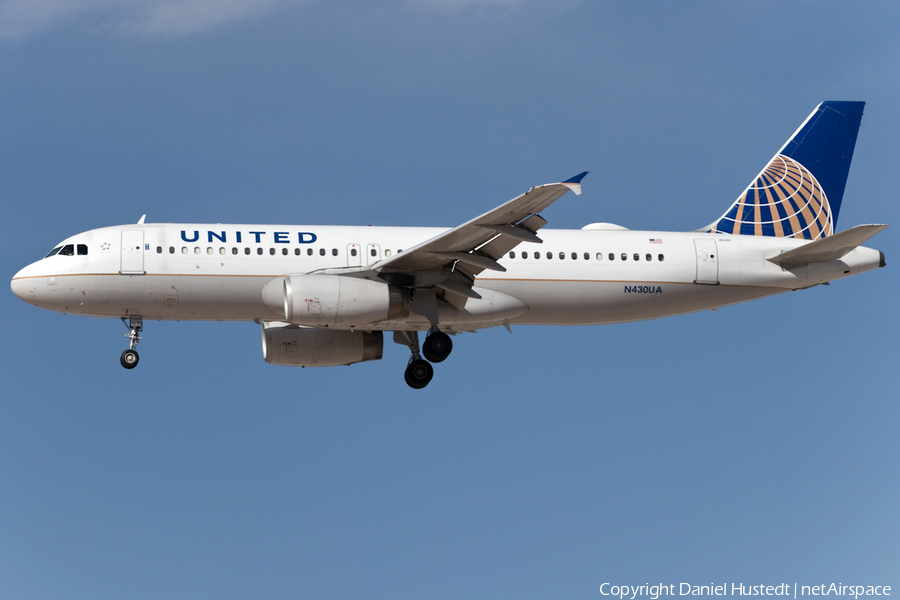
708;101;865;239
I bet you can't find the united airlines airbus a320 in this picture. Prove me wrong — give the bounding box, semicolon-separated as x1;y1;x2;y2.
11;102;887;388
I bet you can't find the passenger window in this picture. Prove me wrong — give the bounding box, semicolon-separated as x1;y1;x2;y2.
559;252;565;260
257;248;263;255
596;253;603;261
584;252;589;260
385;249;392;257
509;251;516;258
546;252;552;259
319;248;325;256
182;247;188;254
521;251;527;259
269;248;275;255
351;248;357;257
294;248;300;256
332;248;338;256
646;253;652;261
206;247;212;255
169;246;175;254
156;246;162;254
194;247;201;255
534;252;540;259
244;247;251;255
282;248;288;256
307;248;313;256
621;253;627;261
609;253;614;261
370;248;377;257
220;248;226;255
633;253;639;261
658;254;665;262
232;248;238;255
572;252;577;260
59;244;74;256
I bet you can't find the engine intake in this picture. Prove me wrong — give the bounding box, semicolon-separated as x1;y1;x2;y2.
262;324;383;367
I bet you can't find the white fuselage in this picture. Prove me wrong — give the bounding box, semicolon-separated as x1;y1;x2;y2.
11;222;883;332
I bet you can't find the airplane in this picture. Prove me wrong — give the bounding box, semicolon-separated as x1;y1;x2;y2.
10;101;887;388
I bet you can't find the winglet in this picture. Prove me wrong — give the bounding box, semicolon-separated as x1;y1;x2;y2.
561;171;588;196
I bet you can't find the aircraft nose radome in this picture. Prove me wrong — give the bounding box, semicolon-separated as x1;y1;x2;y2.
11;267;35;305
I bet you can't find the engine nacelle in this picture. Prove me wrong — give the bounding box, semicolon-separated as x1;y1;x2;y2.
262;324;383;367
263;274;409;326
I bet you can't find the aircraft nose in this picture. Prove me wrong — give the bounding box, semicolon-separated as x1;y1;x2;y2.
11;266;35;305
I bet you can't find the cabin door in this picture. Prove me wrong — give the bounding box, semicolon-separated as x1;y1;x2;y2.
693;238;718;285
120;230;145;275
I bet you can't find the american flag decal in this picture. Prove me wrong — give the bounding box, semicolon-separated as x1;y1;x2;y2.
649;238;662;244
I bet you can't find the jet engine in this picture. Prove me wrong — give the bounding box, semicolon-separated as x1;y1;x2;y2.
262;274;409;326
261;323;383;367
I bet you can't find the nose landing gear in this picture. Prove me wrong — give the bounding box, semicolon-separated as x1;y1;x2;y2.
120;316;142;369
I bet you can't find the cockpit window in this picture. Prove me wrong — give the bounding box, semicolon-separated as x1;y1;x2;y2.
77;244;88;255
44;246;62;258
58;244;75;256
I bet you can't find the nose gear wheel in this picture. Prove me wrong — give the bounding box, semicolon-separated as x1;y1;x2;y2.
120;316;143;370
120;349;139;369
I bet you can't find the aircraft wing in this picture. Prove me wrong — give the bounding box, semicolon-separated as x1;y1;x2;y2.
371;172;587;303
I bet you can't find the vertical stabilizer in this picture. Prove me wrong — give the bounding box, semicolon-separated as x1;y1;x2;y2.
708;101;865;239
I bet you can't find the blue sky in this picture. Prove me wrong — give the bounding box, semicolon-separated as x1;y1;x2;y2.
2;1;898;598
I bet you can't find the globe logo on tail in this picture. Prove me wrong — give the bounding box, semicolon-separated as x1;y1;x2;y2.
710;154;833;239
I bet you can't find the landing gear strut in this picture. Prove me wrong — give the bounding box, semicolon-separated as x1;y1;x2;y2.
120;315;142;369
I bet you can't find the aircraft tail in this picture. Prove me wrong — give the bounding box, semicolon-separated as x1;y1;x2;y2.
707;101;865;239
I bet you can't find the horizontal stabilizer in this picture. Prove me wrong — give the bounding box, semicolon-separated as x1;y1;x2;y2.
767;224;888;268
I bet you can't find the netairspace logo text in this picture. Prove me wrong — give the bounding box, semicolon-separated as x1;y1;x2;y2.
600;584;891;600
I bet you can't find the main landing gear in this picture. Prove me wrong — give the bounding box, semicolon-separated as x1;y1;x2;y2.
395;329;454;389
120;315;142;369
422;330;452;363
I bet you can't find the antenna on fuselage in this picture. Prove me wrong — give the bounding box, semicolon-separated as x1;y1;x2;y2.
137;215;146;224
